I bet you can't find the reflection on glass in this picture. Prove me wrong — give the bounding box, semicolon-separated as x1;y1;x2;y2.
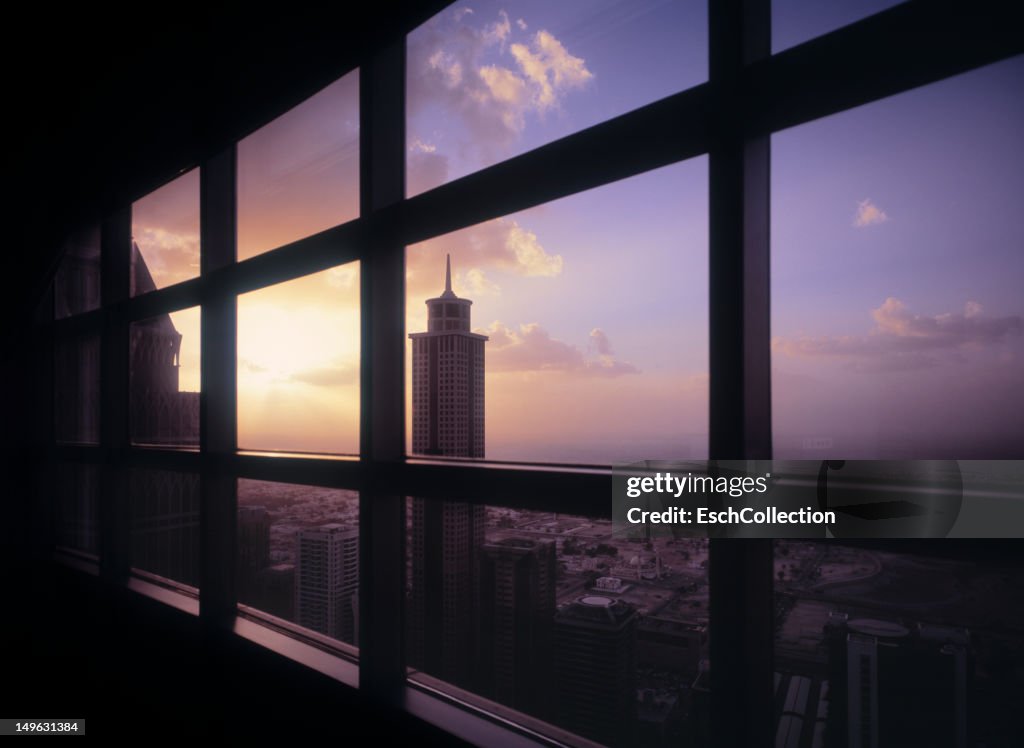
54;333;100;444
55;224;101;318
406;159;708;464
406;499;710;746
237;263;360;454
129;469;200;588
54;463;99;556
238;479;360;649
130;307;200;447
407;0;707;196
774;541;1024;747
238;71;359;261
772;59;1024;459
773;0;904;53
131;169;200;295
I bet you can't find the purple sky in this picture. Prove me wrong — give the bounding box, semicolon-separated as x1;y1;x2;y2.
126;2;1023;462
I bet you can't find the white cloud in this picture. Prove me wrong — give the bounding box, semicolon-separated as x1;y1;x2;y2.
409;138;437;153
326;265;358;290
408;9;593;151
458;267;501;297
773;298;1023;370
482;321;639;377
853;198;888;228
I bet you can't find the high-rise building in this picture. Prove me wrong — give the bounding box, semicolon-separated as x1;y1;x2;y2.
478;537;556;715
827;618;970;748
409;254;487;458
238;505;271;601
295;524;359;645
408;256;488;689
553;595;639;747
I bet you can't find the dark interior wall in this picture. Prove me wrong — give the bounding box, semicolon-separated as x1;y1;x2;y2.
2;562;470;743
3;1;449;351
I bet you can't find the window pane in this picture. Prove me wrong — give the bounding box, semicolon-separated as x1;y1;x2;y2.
772;0;904;53
238;263;360;454
129;468;200;588
772;60;1024;459
407;0;707;196
54;333;100;444
406;498;711;746
130;306;200;447
407;159;708;464
54;224;101;318
237;70;360;261
238;479;360;650
774;541;1024;746
131;169;200;295
54;463;99;556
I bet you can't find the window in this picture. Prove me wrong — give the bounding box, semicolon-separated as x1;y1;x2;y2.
771;59;1024;459
35;4;1022;748
407;0;707;196
131;169;201;295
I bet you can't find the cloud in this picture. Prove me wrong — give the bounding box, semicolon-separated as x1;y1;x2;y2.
482;321;639;377
289;363;358;388
408;9;593;152
590;327;613;356
326;265;358;290
853;198;888;228
459;267;501;296
409;138;437;153
134;226;200;278
239;358;268;374
407;216;563;298
773;298;1023;371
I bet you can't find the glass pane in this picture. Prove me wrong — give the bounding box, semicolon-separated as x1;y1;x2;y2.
129;468;200;588
130;307;200;447
238;70;360;261
407;159;708;464
773;0;904;53
54;333;100;444
54;224;101;318
407;0;707;196
774;540;1024;746
772;60;1024;459
131;169;201;295
237;263;360;454
407;498;711;746
238;479;360;649
54;463;99;556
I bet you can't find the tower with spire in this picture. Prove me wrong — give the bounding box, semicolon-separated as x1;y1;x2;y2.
408;254;488;457
407;255;489;690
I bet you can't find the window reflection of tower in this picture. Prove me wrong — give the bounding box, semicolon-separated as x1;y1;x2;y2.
408;256;488;688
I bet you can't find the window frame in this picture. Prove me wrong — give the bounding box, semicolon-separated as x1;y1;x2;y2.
35;1;1023;746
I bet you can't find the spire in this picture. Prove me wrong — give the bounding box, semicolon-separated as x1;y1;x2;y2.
441;253;457;298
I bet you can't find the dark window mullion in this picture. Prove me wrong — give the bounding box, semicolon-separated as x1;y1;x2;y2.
199;146;238;626
708;2;774;748
359;38;408;705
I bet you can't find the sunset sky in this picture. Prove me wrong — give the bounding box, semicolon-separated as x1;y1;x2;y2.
128;2;1023;462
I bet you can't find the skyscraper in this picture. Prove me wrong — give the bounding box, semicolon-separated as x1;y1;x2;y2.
408;256;488;689
553;595;639;747
237;505;271;601
478;537;556;715
295;523;359;645
409;254;487;458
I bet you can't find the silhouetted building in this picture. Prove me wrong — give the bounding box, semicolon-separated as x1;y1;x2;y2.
553;595;639;746
637;617;707;680
258;563;296;621
409;254;486;458
128;241;199;446
238;506;271;600
827;618;970;748
408;256;489;689
129;469;200;586
296;524;359;644
478;537;556;715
